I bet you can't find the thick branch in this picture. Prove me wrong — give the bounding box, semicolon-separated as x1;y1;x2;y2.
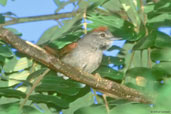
0;12;78;26
0;28;150;103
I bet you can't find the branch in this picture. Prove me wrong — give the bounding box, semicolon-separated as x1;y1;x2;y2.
0;8;124;27
0;12;78;26
0;28;151;104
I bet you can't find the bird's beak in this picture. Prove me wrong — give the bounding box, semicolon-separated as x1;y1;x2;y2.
110;37;122;41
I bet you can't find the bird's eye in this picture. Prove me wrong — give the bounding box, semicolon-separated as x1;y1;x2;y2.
100;33;106;37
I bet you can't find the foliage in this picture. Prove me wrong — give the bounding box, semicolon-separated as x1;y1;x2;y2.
0;0;171;114
0;0;8;6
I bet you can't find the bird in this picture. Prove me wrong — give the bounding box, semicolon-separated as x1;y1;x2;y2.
44;26;120;78
60;26;120;74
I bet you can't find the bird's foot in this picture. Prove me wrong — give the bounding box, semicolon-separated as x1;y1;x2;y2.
94;73;102;87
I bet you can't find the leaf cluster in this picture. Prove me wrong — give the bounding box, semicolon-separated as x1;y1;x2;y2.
0;0;171;113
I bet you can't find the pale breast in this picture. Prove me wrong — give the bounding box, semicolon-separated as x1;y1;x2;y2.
61;47;103;73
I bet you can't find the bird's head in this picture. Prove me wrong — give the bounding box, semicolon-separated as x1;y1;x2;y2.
82;26;121;50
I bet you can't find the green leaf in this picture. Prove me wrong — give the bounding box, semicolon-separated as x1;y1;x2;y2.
37;25;59;45
88;13;124;29
109;103;149;114
103;0;122;12
0;14;5;24
151;67;168;80
0;46;13;57
0;103;20;114
148;13;171;23
153;62;171;75
75;105;107;114
0;102;44;114
144;0;171;28
155;31;171;48
3;57;32;73
119;42;149;71
0;40;5;45
95;66;123;80
108;45;124;51
119;0;141;28
36;83;80;96
26;68;48;81
0;0;7;6
126;67;152;78
50;31;81;49
151;48;171;62
0;88;25;98
0;98;19;105
0;80;8;87
62;92;94;114
125;67;169;91
133;31;156;50
7;28;22;36
53;0;63;6
88;12;141;41
153;0;171;10
0;55;5;62
35;71;84;96
44;72;84;88
102;56;125;66
29;94;69;108
144;4;155;14
155;81;171;110
126;66;167;83
8;70;30;91
125;67;162;81
126;67;148;85
37;15;82;45
115;21;142;41
78;0;89;10
125;67;159;91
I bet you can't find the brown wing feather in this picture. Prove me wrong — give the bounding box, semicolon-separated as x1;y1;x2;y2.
43;42;78;58
59;42;78;58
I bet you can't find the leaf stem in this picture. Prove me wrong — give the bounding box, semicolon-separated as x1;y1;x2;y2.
122;51;135;84
0;12;78;26
20;68;50;110
148;48;152;68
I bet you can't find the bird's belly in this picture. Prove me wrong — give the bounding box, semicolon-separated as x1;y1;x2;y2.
62;51;102;73
81;53;102;73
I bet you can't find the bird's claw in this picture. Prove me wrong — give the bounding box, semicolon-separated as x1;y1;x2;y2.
94;73;102;87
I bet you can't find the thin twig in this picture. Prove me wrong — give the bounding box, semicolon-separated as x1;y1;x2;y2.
140;0;151;69
148;48;152;68
140;0;148;36
152;0;159;3
128;51;135;70
140;50;143;67
20;68;50;109
122;51;135;84
0;12;79;26
0;7;127;27
103;94;110;114
83;9;87;34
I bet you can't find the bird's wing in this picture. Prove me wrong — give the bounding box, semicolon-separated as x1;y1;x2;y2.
43;42;78;58
59;42;78;58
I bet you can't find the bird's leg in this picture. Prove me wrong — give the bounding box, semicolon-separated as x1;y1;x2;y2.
94;73;102;87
